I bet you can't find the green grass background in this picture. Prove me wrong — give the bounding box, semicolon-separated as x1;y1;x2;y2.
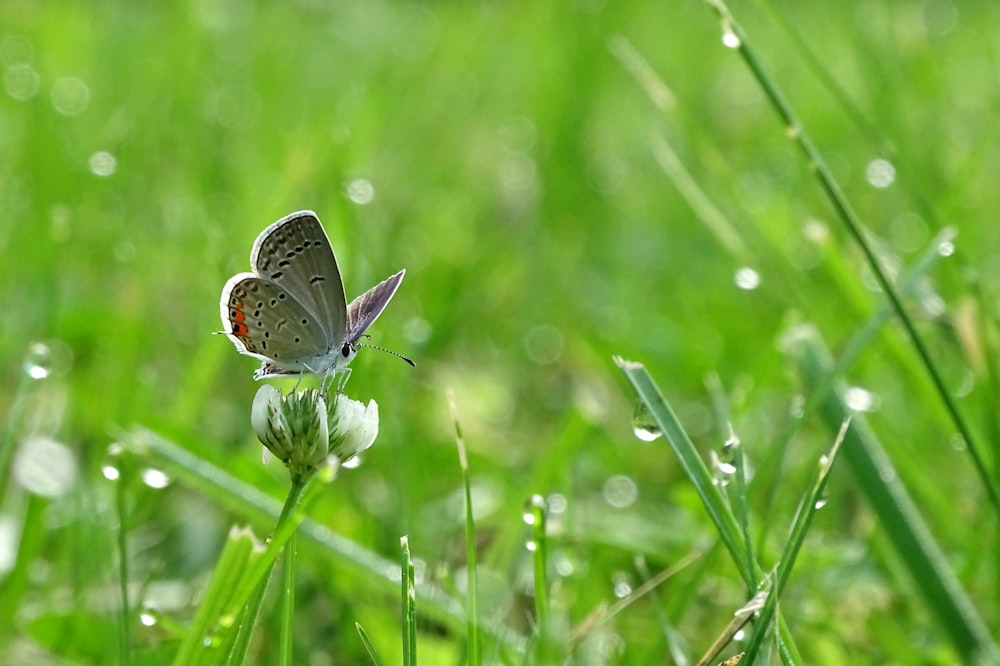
2;1;999;663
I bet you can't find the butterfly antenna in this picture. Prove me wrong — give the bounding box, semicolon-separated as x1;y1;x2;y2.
358;343;416;367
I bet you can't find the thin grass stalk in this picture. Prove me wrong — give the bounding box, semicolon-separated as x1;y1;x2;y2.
742;420;849;663
702;0;1000;518
727;428;756;594
448;391;481;666
401;536;417;666
355;623;386;666
528;495;549;645
114;460;131;666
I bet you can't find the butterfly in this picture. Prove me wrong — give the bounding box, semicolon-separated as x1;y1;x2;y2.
219;210;410;380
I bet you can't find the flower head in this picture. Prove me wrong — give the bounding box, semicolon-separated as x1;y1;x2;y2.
251;385;380;482
251;385;331;482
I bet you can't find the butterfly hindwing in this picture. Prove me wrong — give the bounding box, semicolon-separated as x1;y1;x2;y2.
221;274;330;372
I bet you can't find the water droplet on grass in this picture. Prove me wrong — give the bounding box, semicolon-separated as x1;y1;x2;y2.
141;468;171;489
23;342;52;379
631;401;661;441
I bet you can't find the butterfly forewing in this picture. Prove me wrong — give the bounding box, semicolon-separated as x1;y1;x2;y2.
222;274;330;372
345;269;406;346
250;211;348;342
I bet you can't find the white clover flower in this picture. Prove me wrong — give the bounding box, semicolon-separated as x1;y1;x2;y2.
251;385;330;482
327;395;379;464
251;386;380;482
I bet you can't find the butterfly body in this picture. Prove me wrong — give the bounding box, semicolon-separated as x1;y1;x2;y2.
220;210;405;380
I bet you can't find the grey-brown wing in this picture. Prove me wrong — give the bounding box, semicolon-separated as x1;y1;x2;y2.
345;269;405;347
249;211;347;343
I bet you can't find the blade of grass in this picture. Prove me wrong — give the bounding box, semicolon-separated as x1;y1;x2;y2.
447;390;481;666
615;357;750;584
171;526;263;666
226;572;269;666
742;420;849;663
525;494;555;661
113;451;131;666
786;324;1000;662
614;358;803;665
356;622;386;666
702;0;1000;519
401;536;417;666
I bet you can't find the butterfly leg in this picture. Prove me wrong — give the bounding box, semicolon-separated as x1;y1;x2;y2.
334;368;352;393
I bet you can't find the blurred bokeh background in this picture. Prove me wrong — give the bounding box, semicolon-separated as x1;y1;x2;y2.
2;1;998;663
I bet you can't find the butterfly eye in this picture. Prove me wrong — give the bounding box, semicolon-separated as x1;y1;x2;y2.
341;342;353;358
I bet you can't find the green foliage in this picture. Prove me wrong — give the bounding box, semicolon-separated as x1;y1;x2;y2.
2;0;999;663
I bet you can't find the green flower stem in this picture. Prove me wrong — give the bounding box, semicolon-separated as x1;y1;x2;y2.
277;478;306;666
280;530;297;666
229;476;307;666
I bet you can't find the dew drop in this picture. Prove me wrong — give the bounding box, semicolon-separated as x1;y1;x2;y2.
938;240;955;257
4;63;40;100
813;497;828;510
345;178;375;205
633;425;661;442
523;494;546;524
553;551;576;576
50;76;90;116
525;539;537;552
864;158;895;189
612;571;633;598
23;342;53;379
844;386;879;413
139;611;157;627
602;475;638;509
523;324;564;364
101;465;120;481
722;31;741;48
546;493;567;515
631;401;661;441
89;151;117;177
802;218;829;245
14;436;77;497
710;450;737;486
141;468;171;489
734;267;760;290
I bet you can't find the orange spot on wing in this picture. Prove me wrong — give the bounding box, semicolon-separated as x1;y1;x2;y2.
229;302;249;337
